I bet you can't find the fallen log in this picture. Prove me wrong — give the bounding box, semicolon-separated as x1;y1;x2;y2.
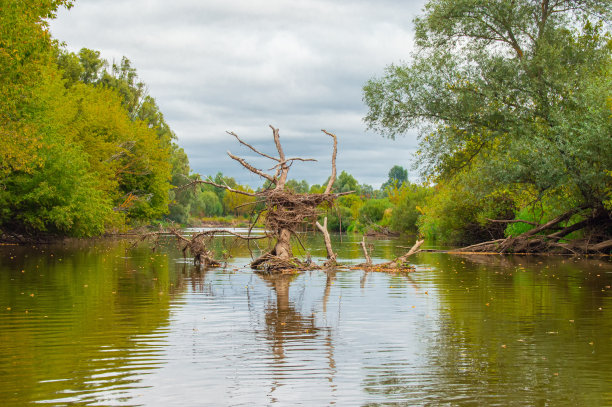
452;207;611;255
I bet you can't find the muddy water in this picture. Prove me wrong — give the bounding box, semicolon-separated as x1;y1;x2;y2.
0;233;611;406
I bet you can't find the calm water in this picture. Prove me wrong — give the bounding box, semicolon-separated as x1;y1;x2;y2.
1;232;611;406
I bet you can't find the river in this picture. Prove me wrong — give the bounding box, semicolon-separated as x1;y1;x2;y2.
1;231;611;406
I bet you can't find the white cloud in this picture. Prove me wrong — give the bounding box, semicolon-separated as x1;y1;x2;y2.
51;0;426;188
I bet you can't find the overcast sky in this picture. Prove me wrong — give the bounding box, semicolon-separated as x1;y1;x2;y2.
50;0;427;188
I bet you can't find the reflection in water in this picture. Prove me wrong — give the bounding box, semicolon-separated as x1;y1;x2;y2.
0;235;611;405
360;252;612;406
259;273;319;361
255;272;338;401
0;241;176;405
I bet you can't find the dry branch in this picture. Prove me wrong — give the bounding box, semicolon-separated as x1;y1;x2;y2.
453;206;612;255
195;178;257;196
227;131;279;162
361;236;372;266
173;126;434;272
322;130;337;194
227;151;276;183
315;217;337;266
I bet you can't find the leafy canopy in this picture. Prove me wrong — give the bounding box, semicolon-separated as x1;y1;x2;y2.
364;0;611;209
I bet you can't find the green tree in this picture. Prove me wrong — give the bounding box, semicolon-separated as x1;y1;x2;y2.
78;48;105;84
222;185;256;216
388;182;434;234
285;179;310;193
166;146;195;223
359;198;393;224
331;171;360;194
194;191;223;217
381;165;408;191
364;0;611;242
0;0;73;177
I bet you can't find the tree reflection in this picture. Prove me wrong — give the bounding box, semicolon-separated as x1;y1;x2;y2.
362;253;612;405
258;273;319;360
0;240;180;405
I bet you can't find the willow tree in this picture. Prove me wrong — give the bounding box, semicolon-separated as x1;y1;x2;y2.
364;0;612;253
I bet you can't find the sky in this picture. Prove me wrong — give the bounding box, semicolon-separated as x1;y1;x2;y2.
50;0;427;188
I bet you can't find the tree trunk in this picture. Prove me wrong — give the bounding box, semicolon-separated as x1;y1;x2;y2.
315;217;337;266
361;236;372;266
273;228;293;260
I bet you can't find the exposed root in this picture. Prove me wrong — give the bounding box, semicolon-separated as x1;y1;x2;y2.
355;238;423;272
251;252;319;274
136;227;223;267
180;126;349;273
454;207;612;255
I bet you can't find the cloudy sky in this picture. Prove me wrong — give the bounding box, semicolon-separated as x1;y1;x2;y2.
50;0;427;188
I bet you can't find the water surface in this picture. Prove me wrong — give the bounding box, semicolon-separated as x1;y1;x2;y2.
1;233;611;406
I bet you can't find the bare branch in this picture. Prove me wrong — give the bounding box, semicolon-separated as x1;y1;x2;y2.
231;199;264;211
227;151;276;183
361;236;372;266
315;216;337;265
522;207;585;237
190;229;269;240
270;125;289;189
270;125;286;162
390;239;424;267
227;131;279;162
268;157;317;171
198;179;257;196
321;129;337;194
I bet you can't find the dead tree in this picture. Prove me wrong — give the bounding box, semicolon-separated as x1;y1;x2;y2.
161;126;427;272
191;126;348;272
137;227;267;268
316;216;337;267
453;206;612;255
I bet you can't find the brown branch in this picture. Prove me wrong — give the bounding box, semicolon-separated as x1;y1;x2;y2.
589;239;612;252
191;229;269;240
315;216;337;265
268;157;317;171
198;179;257;196
227;131;279;162
270;125;289;189
322;129;337;194
232;199;264;210
390;239;424;267
227;151;276;183
361;236;372;266
454;239;505;251
546;218;590;240
522;207;584;237
167;227;191;243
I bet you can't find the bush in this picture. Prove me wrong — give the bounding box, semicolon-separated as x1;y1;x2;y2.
359;198;392;224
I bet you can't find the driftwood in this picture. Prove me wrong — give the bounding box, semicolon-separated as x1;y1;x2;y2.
384;239;424;269
180;126;348;273
150;126;428;273
355;238;423;271
360;236;372;266
453;207;612;255
137;227;268;267
316;216;337;267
